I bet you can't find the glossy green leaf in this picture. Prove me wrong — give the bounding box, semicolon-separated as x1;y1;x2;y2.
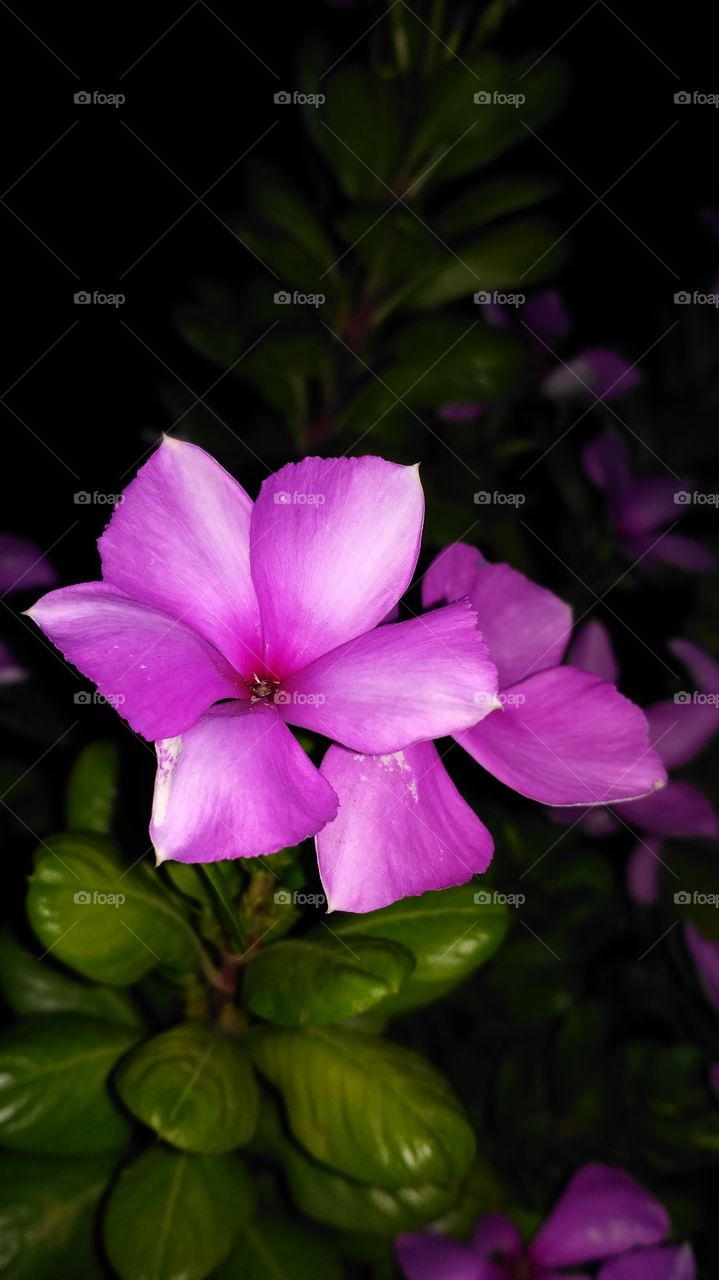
402;218;568;309
243;935;414;1026
215;1213;344;1280
333;884;508;1013
304;69;404;200
0;930;142;1028
434;176;559;239
249;1026;476;1188
115;1023;259;1153
0;1152;114;1280
0;1016;137;1154
103;1148;254;1280
65;741;119;835
27;833;200;985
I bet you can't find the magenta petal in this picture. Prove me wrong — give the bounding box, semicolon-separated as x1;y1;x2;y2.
471;1213;523;1260
626;837;664;906
0;534;57;595
544;349;640;402
566;621;619;684
27;582;241;739
438;403;487;423
650;534;717;573
530;1163;670;1269
396;1234;499;1280
422;542;486;610
0;641;25;684
458;667;666;806
99;439;263;677
643;699;719;769
685;924;719;1014
151;704;338;864
524;289;571;347
424;550;571;688
583;435;632;499
316;741;493;912
251;456;423;676
597;1244;696;1280
616;477;687;538
282;603;499;753
669;638;719;695
618;781;719;839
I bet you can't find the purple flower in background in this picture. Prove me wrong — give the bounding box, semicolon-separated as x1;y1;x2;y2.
396;1163;694;1280
583;434;716;574
555;622;719;906
0;533;57;684
27;440;501;903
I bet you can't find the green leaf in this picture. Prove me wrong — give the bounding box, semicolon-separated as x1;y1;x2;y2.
402;217;569;309
115;1023;259;1153
0;930;143;1028
434;175;559;239
27;833;201;985
243;935;414;1026
0;1152;114;1280
215;1213;344;1280
249;1026;476;1188
0;1016;137;1154
333;884;508;1013
65;741;119;835
103;1148;254;1280
305;70;404;201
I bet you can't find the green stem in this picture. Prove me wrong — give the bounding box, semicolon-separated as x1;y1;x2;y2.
199;863;247;955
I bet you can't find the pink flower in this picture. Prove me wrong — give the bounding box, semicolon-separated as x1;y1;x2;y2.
396;1163;694;1280
1;533;57;684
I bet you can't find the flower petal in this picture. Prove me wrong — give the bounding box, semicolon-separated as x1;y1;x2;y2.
396;1234;499;1280
151;704;338;863
26;582;241;739
617;781;719;839
626;837;664;906
643;699;719;769
669;638;719;695
544;349;640;401
282;603;499;753
617;477;688;538
423;548;572;688
529;1163;670;1268
597;1244;696;1280
316;741;493;912
458;667;666;806
471;1213;523;1260
649;533;717;573
685;924;719;1014
0;534;57;595
566;620;619;684
250;456;423;676
99;438;263;676
583;435;632;501
524;289;571;347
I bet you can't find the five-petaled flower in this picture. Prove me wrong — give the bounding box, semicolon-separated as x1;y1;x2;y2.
27;444;666;913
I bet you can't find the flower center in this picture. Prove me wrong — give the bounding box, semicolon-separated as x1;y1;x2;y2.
250;674;280;703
